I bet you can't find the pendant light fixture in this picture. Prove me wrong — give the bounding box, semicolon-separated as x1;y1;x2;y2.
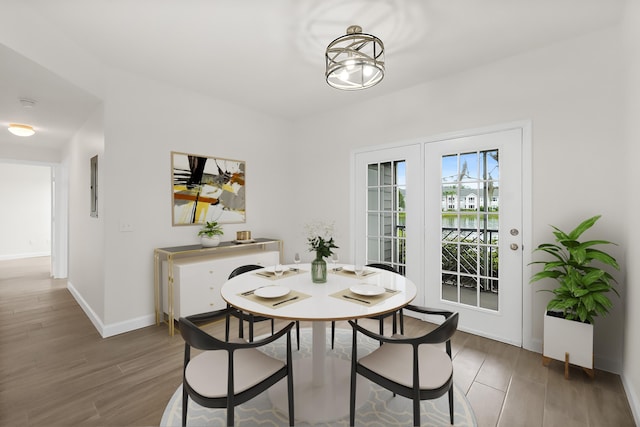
325;25;385;90
8;123;35;137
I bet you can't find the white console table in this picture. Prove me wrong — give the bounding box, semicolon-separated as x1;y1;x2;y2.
153;238;282;335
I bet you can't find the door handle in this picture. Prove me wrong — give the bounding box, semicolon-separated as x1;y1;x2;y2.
510;243;519;251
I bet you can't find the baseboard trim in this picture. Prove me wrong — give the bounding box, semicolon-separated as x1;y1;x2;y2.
456;324;522;348
621;373;640;425
527;337;543;353
67;281;155;338
594;355;622;375
0;251;51;261
102;314;156;338
67;280;105;336
620;375;640;426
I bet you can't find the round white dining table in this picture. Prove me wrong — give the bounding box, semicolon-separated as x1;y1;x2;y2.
221;263;417;423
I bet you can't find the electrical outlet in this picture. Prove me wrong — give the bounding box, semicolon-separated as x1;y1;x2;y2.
119;221;134;232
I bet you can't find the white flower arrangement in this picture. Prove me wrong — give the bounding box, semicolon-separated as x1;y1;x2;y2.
305;220;338;258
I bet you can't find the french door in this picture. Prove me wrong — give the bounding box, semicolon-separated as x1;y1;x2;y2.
353;125;527;346
353;144;423;299
425;128;523;345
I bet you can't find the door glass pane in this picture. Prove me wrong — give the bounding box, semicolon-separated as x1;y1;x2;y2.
481;149;500;180
460;152;478;181
381;213;393;236
442;273;457;303
381;162;393;185
442;155;457;184
368;188;378;211
367;237;380;260
440;149;499;311
368;164;379;186
460;275;478;306
459;244;478;275
367;213;379;236
365;160;406;273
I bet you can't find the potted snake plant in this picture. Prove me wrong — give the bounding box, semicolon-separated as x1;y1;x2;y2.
530;215;619;376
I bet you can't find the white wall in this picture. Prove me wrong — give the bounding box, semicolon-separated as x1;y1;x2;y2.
0;144;61;164
0;162;51;259
66;105;106;323
622;0;640;422
289;27;626;372
98;69;292;331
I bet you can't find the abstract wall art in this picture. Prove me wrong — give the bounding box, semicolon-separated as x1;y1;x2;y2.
171;151;246;225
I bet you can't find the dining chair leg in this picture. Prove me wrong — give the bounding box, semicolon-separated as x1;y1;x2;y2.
227;405;234;427
413;396;420;427
349;330;357;426
378;318;384;346
448;385;454;424
296;321;300;351
287;332;294;426
224;312;231;342
238;316;244;339
399;308;405;334
270;318;275;335
181;386;188;427
249;314;255;342
392;312;398;334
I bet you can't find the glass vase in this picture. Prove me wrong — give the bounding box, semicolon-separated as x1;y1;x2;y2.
311;254;327;283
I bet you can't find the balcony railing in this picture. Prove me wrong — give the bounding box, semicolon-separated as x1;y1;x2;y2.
441;227;499;293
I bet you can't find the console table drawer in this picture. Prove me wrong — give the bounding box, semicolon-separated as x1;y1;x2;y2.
162;250;279;318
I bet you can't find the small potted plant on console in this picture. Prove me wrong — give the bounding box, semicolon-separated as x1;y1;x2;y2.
198;221;224;247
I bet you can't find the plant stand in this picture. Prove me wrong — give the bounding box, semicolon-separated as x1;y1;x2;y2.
542;351;595;380
542;311;594;379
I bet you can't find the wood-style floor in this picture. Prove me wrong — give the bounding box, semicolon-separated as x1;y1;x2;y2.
0;257;635;426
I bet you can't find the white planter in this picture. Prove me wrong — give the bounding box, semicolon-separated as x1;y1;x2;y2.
200;235;221;247
543;311;593;376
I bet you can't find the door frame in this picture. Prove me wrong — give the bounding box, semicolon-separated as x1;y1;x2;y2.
0;159;67;278
350;120;534;350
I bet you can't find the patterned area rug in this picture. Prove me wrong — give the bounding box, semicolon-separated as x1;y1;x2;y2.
161;328;477;426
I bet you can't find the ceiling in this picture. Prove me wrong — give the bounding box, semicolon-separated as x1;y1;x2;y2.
0;0;625;153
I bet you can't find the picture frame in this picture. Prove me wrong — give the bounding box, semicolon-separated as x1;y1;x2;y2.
171;151;246;225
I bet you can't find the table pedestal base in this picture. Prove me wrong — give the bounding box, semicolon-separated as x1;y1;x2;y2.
269;357;369;423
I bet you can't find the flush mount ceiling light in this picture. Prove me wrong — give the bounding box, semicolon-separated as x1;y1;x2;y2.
8;123;35;137
325;25;385;90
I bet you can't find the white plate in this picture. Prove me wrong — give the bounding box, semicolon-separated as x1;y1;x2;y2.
350;284;385;296
264;266;289;274
235;239;256;244
254;286;290;298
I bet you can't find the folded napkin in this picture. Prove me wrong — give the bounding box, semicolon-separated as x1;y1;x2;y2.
253;268;306;281
330;268;378;279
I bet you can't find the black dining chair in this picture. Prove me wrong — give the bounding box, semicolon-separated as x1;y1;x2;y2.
331;263;405;348
179;307;295;426
225;264;301;350
348;305;459;426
